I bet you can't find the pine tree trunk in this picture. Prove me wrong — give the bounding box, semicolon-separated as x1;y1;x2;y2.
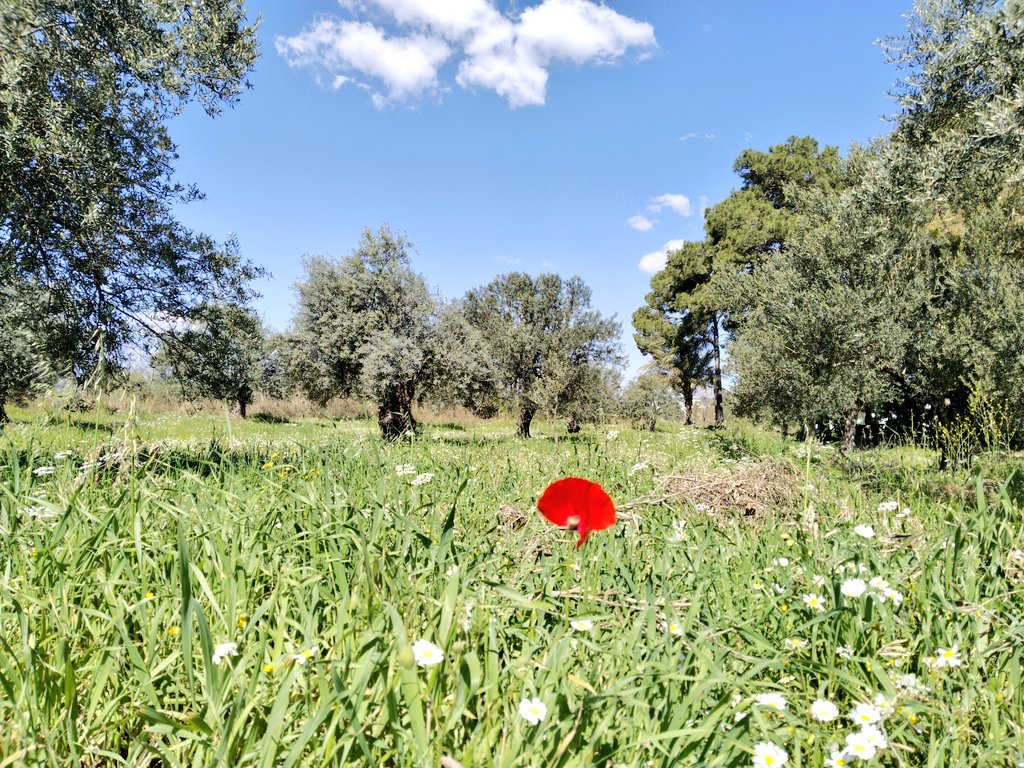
378;386;416;440
0;399;7;426
517;407;536;438
711;311;724;425
682;380;694;426
238;397;248;419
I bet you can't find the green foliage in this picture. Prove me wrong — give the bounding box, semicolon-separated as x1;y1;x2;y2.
634;139;844;430
422;305;498;415
0;1;262;411
549;363;620;432
634;240;722;423
723;143;933;433
462;272;621;436
291;227;435;434
884;0;1024;211
705;136;845;276
621;374;679;431
258;332;299;401
153;303;266;417
0;284;49;420
291;226;491;438
703;2;1024;446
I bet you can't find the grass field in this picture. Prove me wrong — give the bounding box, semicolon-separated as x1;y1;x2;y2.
1;406;1022;767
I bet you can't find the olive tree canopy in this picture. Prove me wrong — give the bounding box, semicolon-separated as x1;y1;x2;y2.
290;225;492;439
0;1;262;419
462;273;622;437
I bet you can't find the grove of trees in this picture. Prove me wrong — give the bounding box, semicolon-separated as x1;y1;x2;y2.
461;273;621;437
634;0;1024;454
283;229;623;439
5;0;1021;452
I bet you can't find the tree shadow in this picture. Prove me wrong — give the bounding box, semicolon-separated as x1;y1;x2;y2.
531;433;600;445
40;415;118;435
426;422;467;432
249;412;291;424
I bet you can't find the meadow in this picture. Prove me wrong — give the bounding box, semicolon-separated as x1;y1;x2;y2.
1;405;1022;767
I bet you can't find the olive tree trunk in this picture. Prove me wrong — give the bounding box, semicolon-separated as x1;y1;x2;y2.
237;385;253;419
378;386;416;440
841;408;859;454
517;407;536;438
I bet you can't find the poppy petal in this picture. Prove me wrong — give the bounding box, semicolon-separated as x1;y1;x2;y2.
537;477;591;527
584;481;616;531
537;477;616;548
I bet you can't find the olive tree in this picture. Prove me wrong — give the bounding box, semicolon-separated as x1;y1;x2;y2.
462;273;622;437
153;303;266;417
290;226;490;439
0;1;262;420
621;374;680;431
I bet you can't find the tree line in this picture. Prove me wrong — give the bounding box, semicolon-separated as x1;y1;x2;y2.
7;1;1019;452
634;0;1024;455
0;1;680;439
156;225;695;439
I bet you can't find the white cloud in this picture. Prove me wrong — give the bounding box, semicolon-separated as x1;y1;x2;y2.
364;0;499;38
276;19;451;106
628;214;654;231
456;23;550;107
517;0;655;66
278;0;656;108
637;239;686;274
679;132;716;142
647;193;692;217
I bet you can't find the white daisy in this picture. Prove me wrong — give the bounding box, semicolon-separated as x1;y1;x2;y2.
411;639;444;667
519;697;547;725
212;641;238;665
841;578;867;598
810;698;840;721
853;524;876;539
754;692;787;711
752;741;788;768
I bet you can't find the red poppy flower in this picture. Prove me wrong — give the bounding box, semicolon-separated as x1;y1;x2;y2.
537;477;616;548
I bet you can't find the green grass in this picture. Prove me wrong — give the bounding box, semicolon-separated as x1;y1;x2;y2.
1;409;1022;766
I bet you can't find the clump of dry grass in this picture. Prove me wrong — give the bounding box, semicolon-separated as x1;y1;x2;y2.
664;457;803;519
497;502;529;531
623;457;804;524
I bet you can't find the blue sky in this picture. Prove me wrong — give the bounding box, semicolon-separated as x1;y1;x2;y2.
169;0;910;377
